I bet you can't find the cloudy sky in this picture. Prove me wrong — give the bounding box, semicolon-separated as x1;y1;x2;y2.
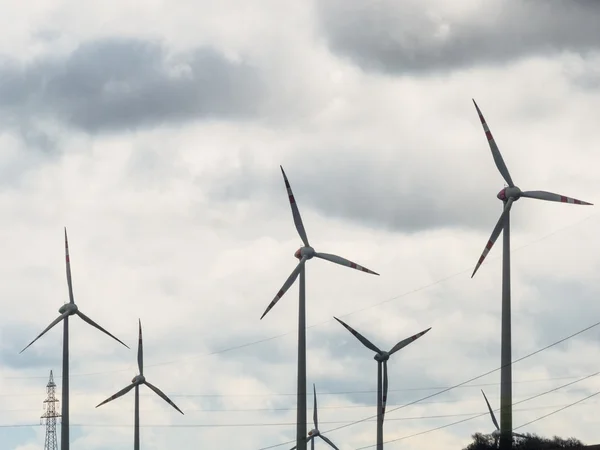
1;0;600;449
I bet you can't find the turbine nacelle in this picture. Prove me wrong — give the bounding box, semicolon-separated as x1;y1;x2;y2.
374;351;389;362
294;246;315;260
131;374;146;385
308;429;319;437
497;186;521;201
58;303;78;315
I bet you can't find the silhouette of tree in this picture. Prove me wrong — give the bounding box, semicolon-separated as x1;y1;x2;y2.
463;432;585;449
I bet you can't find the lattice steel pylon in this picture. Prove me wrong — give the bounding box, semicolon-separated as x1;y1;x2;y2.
41;370;61;450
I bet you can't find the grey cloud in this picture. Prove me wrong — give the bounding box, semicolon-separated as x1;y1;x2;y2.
0;324;61;371
0;37;264;133
316;0;600;75
204;153;506;234
522;278;600;347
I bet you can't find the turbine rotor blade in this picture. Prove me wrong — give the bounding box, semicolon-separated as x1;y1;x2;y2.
481;389;500;431
313;384;318;429
472;198;514;278
320;435;340;450
472;99;515;187
314;252;379;276
76;310;129;349
382;360;388;422
260;257;307;320
64;227;75;304
280;166;310;247
96;383;135;408
388;327;432;356
137;319;143;375
144;381;184;414
513;432;526;438
20;313;69;353
520;190;592;205
333;317;382;354
311;436;315;450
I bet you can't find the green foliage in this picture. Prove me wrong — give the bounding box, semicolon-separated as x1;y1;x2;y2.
463;432;585;449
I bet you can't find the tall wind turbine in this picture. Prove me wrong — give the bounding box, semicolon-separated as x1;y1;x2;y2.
480;389;525;448
20;228;129;450
470;99;592;450
334;317;430;450
96;320;183;449
260;166;379;450
290;384;340;450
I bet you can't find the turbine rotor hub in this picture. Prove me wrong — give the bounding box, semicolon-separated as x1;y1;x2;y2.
497;186;521;201
374;352;389;362
294;246;315;260
308;429;319;436
58;303;78;315
132;375;145;384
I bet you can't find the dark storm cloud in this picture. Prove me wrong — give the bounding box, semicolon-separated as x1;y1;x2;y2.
316;0;600;75
0;37;264;133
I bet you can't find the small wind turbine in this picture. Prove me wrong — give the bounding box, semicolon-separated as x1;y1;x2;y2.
290;385;340;450
20;228;129;450
334;317;430;450
481;390;525;447
260;166;379;450
470;99;592;449
96;320;183;450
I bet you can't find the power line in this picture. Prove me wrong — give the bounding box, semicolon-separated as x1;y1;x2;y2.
4;213;595;382
256;319;600;449
0;402;594;430
3;390;594;414
514;389;600;430
0;374;583;399
356;369;600;449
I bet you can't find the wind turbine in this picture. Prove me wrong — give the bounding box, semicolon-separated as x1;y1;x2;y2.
290;384;340;450
20;228;129;450
334;317;431;450
260;166;379;450
96;320;183;450
470;99;592;450
480;390;525;448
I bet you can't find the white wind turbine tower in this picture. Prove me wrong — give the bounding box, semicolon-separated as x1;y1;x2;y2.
20;228;129;450
96;319;183;450
470;99;592;450
290;385;340;450
334;317;431;450
260;166;380;450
